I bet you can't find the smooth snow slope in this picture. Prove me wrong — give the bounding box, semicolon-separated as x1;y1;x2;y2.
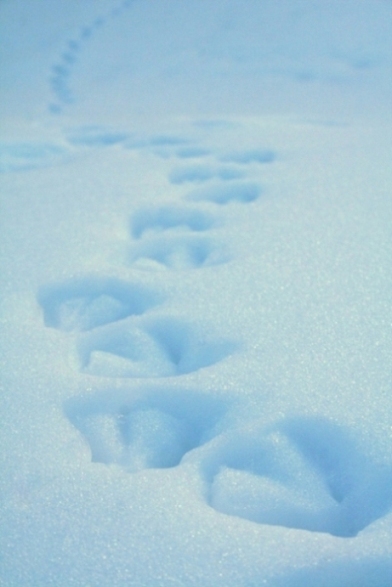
1;1;392;586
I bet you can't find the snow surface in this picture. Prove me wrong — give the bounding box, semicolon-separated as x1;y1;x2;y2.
1;0;392;585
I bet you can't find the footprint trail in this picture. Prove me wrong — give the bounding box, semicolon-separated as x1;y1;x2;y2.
48;0;133;114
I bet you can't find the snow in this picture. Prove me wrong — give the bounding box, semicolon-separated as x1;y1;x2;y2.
1;1;392;585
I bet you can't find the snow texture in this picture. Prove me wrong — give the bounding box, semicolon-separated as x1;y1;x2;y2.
1;0;392;586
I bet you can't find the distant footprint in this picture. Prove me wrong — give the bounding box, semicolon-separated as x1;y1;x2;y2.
219;149;276;165
130;205;216;239
186;181;262;205
0;142;66;173
37;276;162;332
65;125;129;147
191;119;239;130
77;315;237;378
123;134;191;154
65;387;227;472
175;146;211;159
168;164;243;185
201;417;392;537
147;135;190;148
128;234;229;271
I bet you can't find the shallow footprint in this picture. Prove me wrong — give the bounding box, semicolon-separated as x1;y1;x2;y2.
185;181;262;205
130;205;216;239
65;387;228;472
123;133;190;153
219;148;276;165
65;125;129;147
169;164;243;185
128;234;229;271
175;146;211;159
38;276;162;332
202;417;392;537
0;142;66;173
77;315;238;378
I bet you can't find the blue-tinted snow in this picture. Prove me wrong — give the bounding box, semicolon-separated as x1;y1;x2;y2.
1;1;392;586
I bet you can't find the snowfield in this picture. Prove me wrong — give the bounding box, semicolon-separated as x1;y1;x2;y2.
1;1;392;586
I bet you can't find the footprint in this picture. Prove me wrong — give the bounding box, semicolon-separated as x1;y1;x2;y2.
37;276;162;332
49;62;74;108
77;315;238;378
124;134;190;150
0;142;66;173
123;134;192;158
175;146;211;159
148;135;190;148
186;181;262;205
128;234;229;271
130;206;216;239
64;387;227;472
201;417;392;537
168;164;243;185
65;125;129;147
192;119;238;130
219;149;276;165
61;50;77;66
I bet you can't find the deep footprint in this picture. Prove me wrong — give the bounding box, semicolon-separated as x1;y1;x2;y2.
77;315;238;378
38;276;162;332
64;387;228;472
201;417;392;537
130;206;216;239
128;234;229;271
186;181;262;205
